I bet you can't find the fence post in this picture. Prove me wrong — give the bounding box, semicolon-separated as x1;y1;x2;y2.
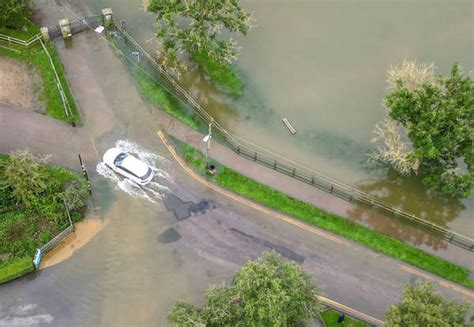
254;152;257;161
311;176;314;185
78;154;92;195
237;146;240;154
292;168;296;177
273;160;277;170
63;200;74;231
330;186;334;194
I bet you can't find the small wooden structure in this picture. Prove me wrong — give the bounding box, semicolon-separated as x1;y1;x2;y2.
282;118;296;134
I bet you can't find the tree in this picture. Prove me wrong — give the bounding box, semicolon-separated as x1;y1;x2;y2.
384;280;471;326
372;62;474;197
147;0;253;71
0;150;50;206
0;0;30;28
167;252;322;327
168;302;205;327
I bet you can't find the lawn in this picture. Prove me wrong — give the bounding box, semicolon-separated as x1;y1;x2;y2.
0;154;88;283
130;66;202;131
0;26;81;125
171;137;474;290
320;309;368;327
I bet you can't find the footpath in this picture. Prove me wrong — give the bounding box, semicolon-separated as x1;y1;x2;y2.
0;102;96;169
160;113;474;270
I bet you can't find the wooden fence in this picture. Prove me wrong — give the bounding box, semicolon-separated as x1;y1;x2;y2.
110;22;474;252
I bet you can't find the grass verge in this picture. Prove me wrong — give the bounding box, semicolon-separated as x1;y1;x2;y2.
170;137;474;290
192;51;243;96
320;309;368;327
0;26;81;125
0;154;88;283
0;256;34;284
131;66;201;131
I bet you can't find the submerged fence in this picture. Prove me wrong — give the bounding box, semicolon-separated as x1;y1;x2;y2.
5;14;470;251
105;21;474;252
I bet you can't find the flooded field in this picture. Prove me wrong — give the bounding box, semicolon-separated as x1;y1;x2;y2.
66;0;474;236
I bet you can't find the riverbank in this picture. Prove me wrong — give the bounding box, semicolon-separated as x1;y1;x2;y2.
0;23;81;125
168;136;474;289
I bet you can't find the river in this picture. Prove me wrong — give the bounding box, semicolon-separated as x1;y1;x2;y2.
69;0;473;236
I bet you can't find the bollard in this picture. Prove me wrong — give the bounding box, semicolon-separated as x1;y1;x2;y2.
40;27;50;42
101;8;113;27
58;18;72;39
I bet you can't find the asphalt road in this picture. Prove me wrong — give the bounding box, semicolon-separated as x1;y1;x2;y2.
0;2;473;325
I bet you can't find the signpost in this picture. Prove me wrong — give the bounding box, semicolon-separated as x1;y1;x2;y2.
33;249;43;269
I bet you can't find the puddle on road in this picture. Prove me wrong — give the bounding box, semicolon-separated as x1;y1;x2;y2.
96;139;173;204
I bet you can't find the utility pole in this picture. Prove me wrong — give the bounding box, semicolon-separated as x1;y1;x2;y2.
202;118;213;169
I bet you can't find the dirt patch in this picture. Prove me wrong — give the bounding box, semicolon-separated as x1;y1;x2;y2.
40;218;107;269
0;57;45;112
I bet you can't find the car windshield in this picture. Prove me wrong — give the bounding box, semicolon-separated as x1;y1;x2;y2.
113;152;128;166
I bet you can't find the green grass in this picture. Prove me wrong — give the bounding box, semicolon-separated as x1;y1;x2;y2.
192;51;243;96
0;27;80;125
320;309;368;327
171;137;474;290
0;154;88;283
131;66;201;131
0;256;34;284
0;13;39;39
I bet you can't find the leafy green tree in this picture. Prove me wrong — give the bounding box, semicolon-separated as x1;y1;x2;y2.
0;0;30;28
60;182;88;211
147;0;253;71
168;302;205;327
0;150;49;206
373;62;474;197
167;252;322;327
384;280;471;326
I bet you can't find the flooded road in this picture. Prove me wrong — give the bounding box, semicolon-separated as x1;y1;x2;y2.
64;0;474;236
0;1;473;325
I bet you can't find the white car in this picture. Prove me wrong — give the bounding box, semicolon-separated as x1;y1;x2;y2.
103;147;154;185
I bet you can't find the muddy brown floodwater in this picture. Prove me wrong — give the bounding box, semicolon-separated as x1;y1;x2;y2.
67;0;474;237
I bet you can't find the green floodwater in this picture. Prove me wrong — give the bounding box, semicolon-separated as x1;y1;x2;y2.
71;0;473;237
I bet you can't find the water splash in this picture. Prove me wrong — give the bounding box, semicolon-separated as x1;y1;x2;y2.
96;140;173;203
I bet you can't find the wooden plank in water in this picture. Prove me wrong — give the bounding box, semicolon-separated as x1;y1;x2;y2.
282;117;296;134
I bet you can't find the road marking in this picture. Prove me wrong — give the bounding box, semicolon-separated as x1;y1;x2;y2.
400;265;474;299
156;130;473;301
318;295;384;326
157;130;344;245
159;128;384;325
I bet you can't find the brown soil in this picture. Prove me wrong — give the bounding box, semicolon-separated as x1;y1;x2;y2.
0;56;45;112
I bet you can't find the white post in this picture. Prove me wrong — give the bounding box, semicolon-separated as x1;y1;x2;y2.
202;119;213;169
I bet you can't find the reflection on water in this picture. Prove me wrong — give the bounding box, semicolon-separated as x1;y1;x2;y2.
348;169;468;249
357;168;465;227
70;0;473;233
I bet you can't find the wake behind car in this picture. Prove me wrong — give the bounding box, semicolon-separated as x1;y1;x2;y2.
103;147;154;185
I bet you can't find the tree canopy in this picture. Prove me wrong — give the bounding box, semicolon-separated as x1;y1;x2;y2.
372;62;474;197
384;280;471;326
147;0;253;71
0;0;30;28
167;252;322;326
